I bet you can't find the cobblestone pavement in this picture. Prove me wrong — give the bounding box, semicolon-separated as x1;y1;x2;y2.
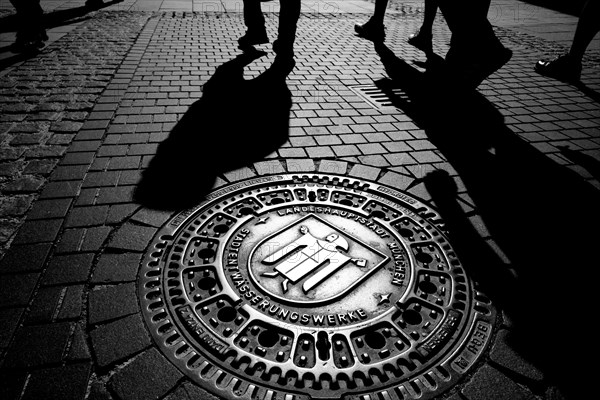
0;1;599;400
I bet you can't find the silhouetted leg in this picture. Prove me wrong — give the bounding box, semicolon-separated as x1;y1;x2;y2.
9;0;46;51
438;0;511;88
535;0;600;82
408;0;438;53
274;0;300;57
239;0;269;48
354;0;388;41
569;0;600;61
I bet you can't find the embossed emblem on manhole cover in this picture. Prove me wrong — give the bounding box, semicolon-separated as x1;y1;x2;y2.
139;174;495;400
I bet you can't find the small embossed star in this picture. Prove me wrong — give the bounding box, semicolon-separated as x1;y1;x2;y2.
255;217;269;225
378;293;391;305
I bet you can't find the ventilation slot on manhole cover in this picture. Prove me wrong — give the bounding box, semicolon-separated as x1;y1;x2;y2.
350;81;411;110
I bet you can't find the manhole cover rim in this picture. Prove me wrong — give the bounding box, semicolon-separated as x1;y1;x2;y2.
138;173;495;400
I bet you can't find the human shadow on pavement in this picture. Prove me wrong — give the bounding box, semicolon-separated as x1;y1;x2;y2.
374;42;600;399
558;145;600;180
134;52;291;210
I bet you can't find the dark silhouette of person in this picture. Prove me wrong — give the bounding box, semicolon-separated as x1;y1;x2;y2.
437;0;512;88
535;0;600;82
9;0;47;52
238;0;300;71
355;0;510;88
355;0;439;53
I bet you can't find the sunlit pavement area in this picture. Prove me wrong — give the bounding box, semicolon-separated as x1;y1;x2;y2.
0;0;599;399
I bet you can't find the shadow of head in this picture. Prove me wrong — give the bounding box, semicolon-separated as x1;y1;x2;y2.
134;52;292;210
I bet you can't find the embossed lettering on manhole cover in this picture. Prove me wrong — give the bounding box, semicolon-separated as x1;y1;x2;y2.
139;174;495;400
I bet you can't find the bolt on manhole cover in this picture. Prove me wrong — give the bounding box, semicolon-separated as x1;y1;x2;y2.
139;174;495;400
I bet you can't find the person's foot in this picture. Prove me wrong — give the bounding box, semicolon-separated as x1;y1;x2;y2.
238;29;269;49
354;19;385;42
407;29;432;53
535;54;582;82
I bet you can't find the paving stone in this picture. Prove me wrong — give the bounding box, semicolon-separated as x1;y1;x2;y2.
90;314;151;368
39;181;82;199
57;285;85;320
92;253;141;283
2;322;72;368
2;175;45;193
490;329;545;382
0;307;24;348
0;243;51;273
286;159;316;172
21;363;92;400
65;205;109;227
349;164;381;181
67;323;91;361
461;364;534;400
130;208;173;228
0;273;39;307
106;204;139;224
26;286;62;324
378;171;414;191
163;381;220;400
42;253;94;285
80;226;111;251
107;223;157;252
26;198;72;220
109;348;183;400
88;283;139;325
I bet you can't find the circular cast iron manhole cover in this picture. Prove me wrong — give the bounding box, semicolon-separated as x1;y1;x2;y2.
139;174;495;400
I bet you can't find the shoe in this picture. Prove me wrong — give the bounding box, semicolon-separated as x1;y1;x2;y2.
535;54;582;82
354;20;385;42
407;30;432;53
238;29;269;49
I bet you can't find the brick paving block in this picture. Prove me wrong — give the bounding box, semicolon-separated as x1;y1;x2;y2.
281;158;313;173
109;348;183;400
2;175;45;193
223;167;257;183
82;171;120;188
39;181;82;199
80;226;111;251
118;170;142;185
65;205;109;227
0;273;39;307
279;147;308;158
0;307;24;348
2;322;72;368
92;253;141;284
163;381;221;400
378;171;414;191
411;150;444;164
26;286;62;324
254;160;286;176
21;363;92;400
348;164;381;181
88;283;139;325
96;186;135;205
61;151;96;166
23;159;57;175
130;208;173;228
42;253;94;285
106;204;139;224
318;159;348;175
50;165;89;181
26;198;73;220
307;146;335;158
358;155;390;167
461;364;533;400
0;243;51;273
90;314;151;368
490;329;545;382
57;285;85;320
107;223;157;252
67;323;91;361
55;229;86;254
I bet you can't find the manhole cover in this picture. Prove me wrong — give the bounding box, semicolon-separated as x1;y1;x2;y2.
139;174;494;400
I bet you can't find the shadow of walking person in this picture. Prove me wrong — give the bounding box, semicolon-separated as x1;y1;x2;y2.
374;42;600;399
134;52;292;211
